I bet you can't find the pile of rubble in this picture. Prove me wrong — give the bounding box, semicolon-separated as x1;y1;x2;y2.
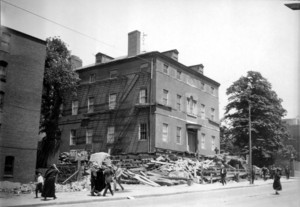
0;153;251;194
116;153;248;187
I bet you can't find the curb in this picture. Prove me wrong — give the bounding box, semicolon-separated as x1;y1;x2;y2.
5;178;298;207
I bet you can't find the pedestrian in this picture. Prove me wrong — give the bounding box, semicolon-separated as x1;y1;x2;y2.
113;163;124;191
285;165;290;179
35;171;44;198
220;165;227;186
273;168;282;195
90;162;106;196
261;166;268;181
251;166;255;184
102;167;114;196
42;164;59;200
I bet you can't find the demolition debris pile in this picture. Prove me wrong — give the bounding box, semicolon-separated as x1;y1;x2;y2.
115;153;248;187
0;153;249;194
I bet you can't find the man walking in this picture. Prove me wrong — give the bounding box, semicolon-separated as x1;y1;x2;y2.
220;165;227;186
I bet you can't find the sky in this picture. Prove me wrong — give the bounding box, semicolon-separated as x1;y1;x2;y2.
1;0;299;119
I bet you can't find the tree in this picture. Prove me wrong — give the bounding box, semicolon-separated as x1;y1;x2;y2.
224;71;289;166
37;37;79;168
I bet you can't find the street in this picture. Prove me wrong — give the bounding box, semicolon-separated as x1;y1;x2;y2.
47;181;300;207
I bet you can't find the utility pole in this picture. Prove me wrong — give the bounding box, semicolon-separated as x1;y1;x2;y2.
249;101;252;184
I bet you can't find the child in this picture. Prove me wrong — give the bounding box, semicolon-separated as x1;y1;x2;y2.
35;171;44;198
102;167;114;196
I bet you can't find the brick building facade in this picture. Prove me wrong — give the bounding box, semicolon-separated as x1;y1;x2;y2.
59;31;220;156
0;27;46;183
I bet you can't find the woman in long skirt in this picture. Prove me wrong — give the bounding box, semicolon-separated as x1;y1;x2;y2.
273;168;282;195
42;164;59;200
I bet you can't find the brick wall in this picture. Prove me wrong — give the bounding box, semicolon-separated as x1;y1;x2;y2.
0;27;46;183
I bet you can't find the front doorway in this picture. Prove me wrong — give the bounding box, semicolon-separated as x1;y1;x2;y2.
187;129;198;153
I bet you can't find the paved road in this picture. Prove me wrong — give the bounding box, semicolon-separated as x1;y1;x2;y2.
48;181;300;207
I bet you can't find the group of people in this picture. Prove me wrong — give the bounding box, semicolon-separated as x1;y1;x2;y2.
90;162;124;197
219;164;288;195
35;164;60;200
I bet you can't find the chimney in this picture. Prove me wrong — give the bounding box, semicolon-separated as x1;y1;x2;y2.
189;64;204;75
69;55;82;70
162;49;179;61
95;52;114;64
128;30;141;57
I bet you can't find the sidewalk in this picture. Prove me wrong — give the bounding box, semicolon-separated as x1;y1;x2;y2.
1;177;298;207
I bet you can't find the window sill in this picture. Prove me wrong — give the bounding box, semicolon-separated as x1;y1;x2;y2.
187;113;197;118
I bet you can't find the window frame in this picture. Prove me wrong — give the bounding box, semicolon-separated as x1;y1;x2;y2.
201;104;206;119
201;133;206;149
89;74;96;83
162;123;168;142
176;127;182;144
139;88;147;104
139;123;148;140
211;136;216;151
86;129;93;144
72;100;79;115
176;94;181;111
110;70;118;79
176;70;181;80
162;89;168;105
88;97;94;113
70;129;76;146
109;94;117;110
107;126;115;143
163;64;169;74
210;108;215;121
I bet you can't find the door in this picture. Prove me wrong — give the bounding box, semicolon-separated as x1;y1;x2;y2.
188;129;197;153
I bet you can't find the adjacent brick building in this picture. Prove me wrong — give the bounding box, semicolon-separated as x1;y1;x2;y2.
0;27;46;183
59;31;220;156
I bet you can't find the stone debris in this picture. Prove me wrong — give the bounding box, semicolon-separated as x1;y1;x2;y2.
0;153;251;195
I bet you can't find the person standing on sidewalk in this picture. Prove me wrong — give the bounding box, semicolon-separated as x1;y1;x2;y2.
261;166;268;181
251;166;256;184
42;164;59;200
285;165;290;179
220;165;227;186
35;171;44;198
273;168;282;195
103;167;114;196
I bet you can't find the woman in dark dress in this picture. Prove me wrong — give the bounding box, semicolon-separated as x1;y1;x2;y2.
42;164;59;200
273;168;282;195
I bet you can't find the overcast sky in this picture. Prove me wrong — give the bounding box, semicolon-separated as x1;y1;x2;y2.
2;0;299;119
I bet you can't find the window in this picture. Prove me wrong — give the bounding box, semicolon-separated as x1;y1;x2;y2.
162;89;168;105
163;64;169;74
88;97;94;113
72;100;78;115
211;86;215;95
162;123;168;142
176;127;182;144
109;94;117;110
89;74;96;83
187;97;197;116
86;129;93;144
110;70;117;79
139;89;147;104
211;136;215;151
176;70;181;80
70;129;76;145
201;82;205;91
176;95;181;111
211;108;215;121
4;156;14;176
139;123;147;140
201;133;206;149
0;66;6;77
107;126;115;143
200;104;205;119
